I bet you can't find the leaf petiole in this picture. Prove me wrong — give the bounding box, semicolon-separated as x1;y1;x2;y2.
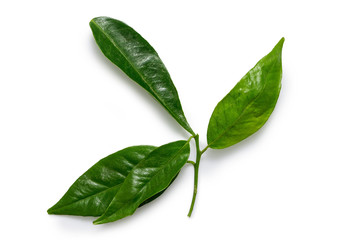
201;145;209;155
187;161;196;166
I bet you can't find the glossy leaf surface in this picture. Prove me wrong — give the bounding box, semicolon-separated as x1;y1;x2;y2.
94;140;190;224
207;38;284;149
90;17;194;135
47;146;156;216
138;173;178;207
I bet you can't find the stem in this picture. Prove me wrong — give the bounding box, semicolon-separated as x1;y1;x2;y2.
187;134;202;217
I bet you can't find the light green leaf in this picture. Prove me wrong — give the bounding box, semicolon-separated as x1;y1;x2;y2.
207;38;284;149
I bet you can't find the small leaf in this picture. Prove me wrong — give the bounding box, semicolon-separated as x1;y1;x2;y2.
48;146;157;216
207;38;284;149
90;17;194;135
93;140;190;224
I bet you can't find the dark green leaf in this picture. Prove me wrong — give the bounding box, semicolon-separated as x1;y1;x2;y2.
207;38;284;149
47;146;157;216
93;140;190;224
90;17;194;135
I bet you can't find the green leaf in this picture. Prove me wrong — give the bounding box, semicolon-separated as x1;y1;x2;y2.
93;140;190;224
207;38;284;149
47;146;157;216
138;173;178;208
90;17;194;135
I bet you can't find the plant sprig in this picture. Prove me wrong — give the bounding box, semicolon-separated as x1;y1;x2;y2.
48;16;284;224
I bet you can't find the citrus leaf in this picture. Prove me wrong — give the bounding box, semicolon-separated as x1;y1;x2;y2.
48;146;157;216
90;17;194;135
207;38;284;149
93;140;190;224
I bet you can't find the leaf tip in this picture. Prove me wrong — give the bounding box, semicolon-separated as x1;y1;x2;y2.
274;37;285;51
47;206;55;215
93;218;105;225
89;16;111;29
89;17;98;25
93;214;110;225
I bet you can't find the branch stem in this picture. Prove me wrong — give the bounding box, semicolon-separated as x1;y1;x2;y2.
187;134;202;217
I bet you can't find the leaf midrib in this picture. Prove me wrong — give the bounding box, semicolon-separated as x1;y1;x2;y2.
49;181;122;212
138;142;188;200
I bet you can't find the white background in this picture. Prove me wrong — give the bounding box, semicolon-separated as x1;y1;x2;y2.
1;0;359;239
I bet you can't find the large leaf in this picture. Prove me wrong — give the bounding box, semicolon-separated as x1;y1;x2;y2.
47;146;157;216
90;17;194;135
93;140;190;224
207;38;284;149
